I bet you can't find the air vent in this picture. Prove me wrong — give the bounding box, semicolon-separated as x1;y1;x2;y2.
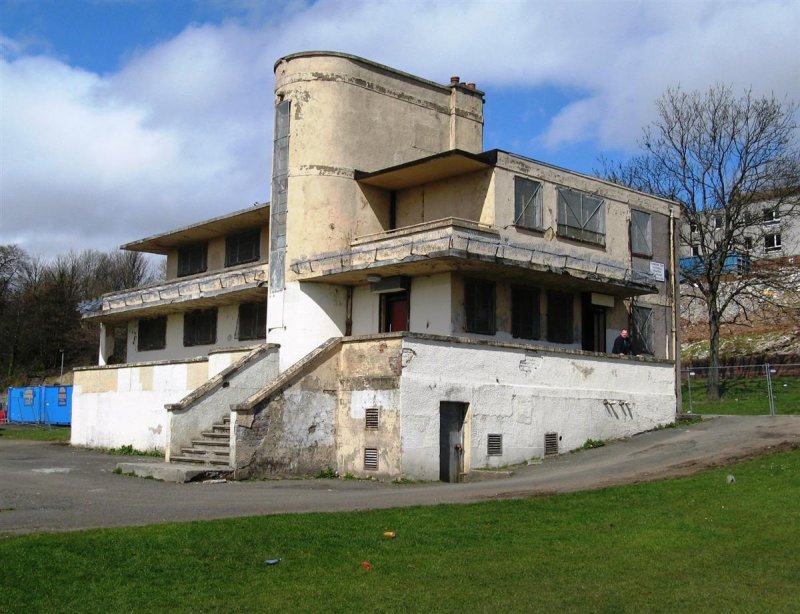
365;408;379;430
544;432;559;456
487;433;503;456
364;447;379;470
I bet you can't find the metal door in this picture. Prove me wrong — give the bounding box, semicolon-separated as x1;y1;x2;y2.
439;402;466;482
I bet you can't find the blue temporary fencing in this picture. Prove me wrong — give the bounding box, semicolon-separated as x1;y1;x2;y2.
6;385;72;426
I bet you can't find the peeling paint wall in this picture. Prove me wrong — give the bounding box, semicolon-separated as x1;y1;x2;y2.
398;337;675;480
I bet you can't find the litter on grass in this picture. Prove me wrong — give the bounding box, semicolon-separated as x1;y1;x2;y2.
265;559;281;566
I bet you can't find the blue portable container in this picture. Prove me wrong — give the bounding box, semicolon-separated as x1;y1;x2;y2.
6;386;72;426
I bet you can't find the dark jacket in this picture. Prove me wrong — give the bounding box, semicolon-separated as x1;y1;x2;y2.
612;335;633;355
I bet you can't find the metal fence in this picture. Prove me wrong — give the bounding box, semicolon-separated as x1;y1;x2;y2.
680;362;800;415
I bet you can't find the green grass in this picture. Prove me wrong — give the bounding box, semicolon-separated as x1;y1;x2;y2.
681;375;800;415
0;425;71;441
2;449;799;612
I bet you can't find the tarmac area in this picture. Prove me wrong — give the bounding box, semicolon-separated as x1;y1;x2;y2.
1;415;799;537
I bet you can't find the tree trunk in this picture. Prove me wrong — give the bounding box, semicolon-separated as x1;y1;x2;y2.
707;309;721;401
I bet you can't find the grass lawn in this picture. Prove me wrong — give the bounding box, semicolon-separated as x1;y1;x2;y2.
2;449;799;612
0;425;70;441
681;375;800;415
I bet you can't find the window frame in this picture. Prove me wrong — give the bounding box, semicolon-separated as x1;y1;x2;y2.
511;285;540;340
513;176;544;230
177;242;208;278
630;209;653;257
632;305;654;355
138;316;167;352
225;229;261;268
764;233;782;252
183;308;218;347
464;279;496;335
546;291;574;343
763;207;780;225
556;187;606;246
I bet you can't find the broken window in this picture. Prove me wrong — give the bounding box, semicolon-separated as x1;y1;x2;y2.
557;187;605;245
183;308;217;347
765;233;782;251
138;316;167;351
630;209;652;257
464;279;496;335
511;285;540;340
237;301;266;341
632;306;654;355
177;242;208;277
546;291;573;343
514;177;543;230
225;229;260;267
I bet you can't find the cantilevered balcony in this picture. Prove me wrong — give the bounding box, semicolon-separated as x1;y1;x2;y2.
290;218;657;296
84;262;269;323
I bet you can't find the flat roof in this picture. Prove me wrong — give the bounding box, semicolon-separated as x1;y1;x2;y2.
122;203;270;254
355;150;497;190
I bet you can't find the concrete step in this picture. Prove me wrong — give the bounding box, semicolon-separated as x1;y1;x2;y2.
191;438;228;447
171;455;230;466
200;430;229;440
180;448;230;458
182;444;230;454
116;461;230;483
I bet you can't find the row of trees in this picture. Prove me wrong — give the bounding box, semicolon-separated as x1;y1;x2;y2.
0;245;161;387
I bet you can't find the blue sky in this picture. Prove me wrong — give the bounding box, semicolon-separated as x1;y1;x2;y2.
2;0;799;258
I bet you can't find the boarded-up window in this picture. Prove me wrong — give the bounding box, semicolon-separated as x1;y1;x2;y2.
632;306;654;355
364;448;379;470
365;408;379;430
226;229;260;267
511;286;540;340
514;177;543;230
184;309;217;347
177;242;208;277
547;291;573;343
465;279;496;335
237;302;266;341
630;209;652;257
557;187;605;245
138;316;167;351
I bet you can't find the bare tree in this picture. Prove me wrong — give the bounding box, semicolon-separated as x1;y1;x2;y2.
603;85;800;400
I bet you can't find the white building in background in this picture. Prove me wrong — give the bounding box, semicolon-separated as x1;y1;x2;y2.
72;52;681;482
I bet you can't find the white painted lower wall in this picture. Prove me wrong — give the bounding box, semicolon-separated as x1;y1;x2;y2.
71;348;253;452
398;337;676;480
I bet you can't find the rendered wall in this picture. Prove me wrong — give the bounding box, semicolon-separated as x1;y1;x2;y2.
398;336;676;480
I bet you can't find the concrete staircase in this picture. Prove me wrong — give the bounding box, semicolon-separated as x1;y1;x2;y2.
170;417;231;467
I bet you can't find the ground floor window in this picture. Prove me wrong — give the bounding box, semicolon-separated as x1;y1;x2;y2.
511;285;540;340
237;301;266;341
465;279;496;334
184;308;217;346
137;316;166;351
547;291;573;343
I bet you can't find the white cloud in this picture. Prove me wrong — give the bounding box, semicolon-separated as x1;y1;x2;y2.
1;0;798;258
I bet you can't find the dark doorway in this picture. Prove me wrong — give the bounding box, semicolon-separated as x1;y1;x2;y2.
381;291;409;332
439;402;467;482
581;293;607;352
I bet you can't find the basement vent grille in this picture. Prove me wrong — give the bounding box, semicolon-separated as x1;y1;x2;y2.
487;434;503;456
365;408;379;430
544;432;559;456
364;447;379;471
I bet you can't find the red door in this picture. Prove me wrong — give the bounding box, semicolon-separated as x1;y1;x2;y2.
385;293;409;332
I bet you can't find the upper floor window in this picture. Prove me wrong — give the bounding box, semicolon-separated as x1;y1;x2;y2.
464;279;495;335
763;207;780;225
184;308;217;346
744;237;753;250
557;187;605;246
691;244;701;257
511;286;540;340
225;230;260;267
514;177;543;230
630;209;652;257
237;301;266;341
138;316;167;351
177;242;208;277
546;291;573;343
765;233;782;252
712;214;723;229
